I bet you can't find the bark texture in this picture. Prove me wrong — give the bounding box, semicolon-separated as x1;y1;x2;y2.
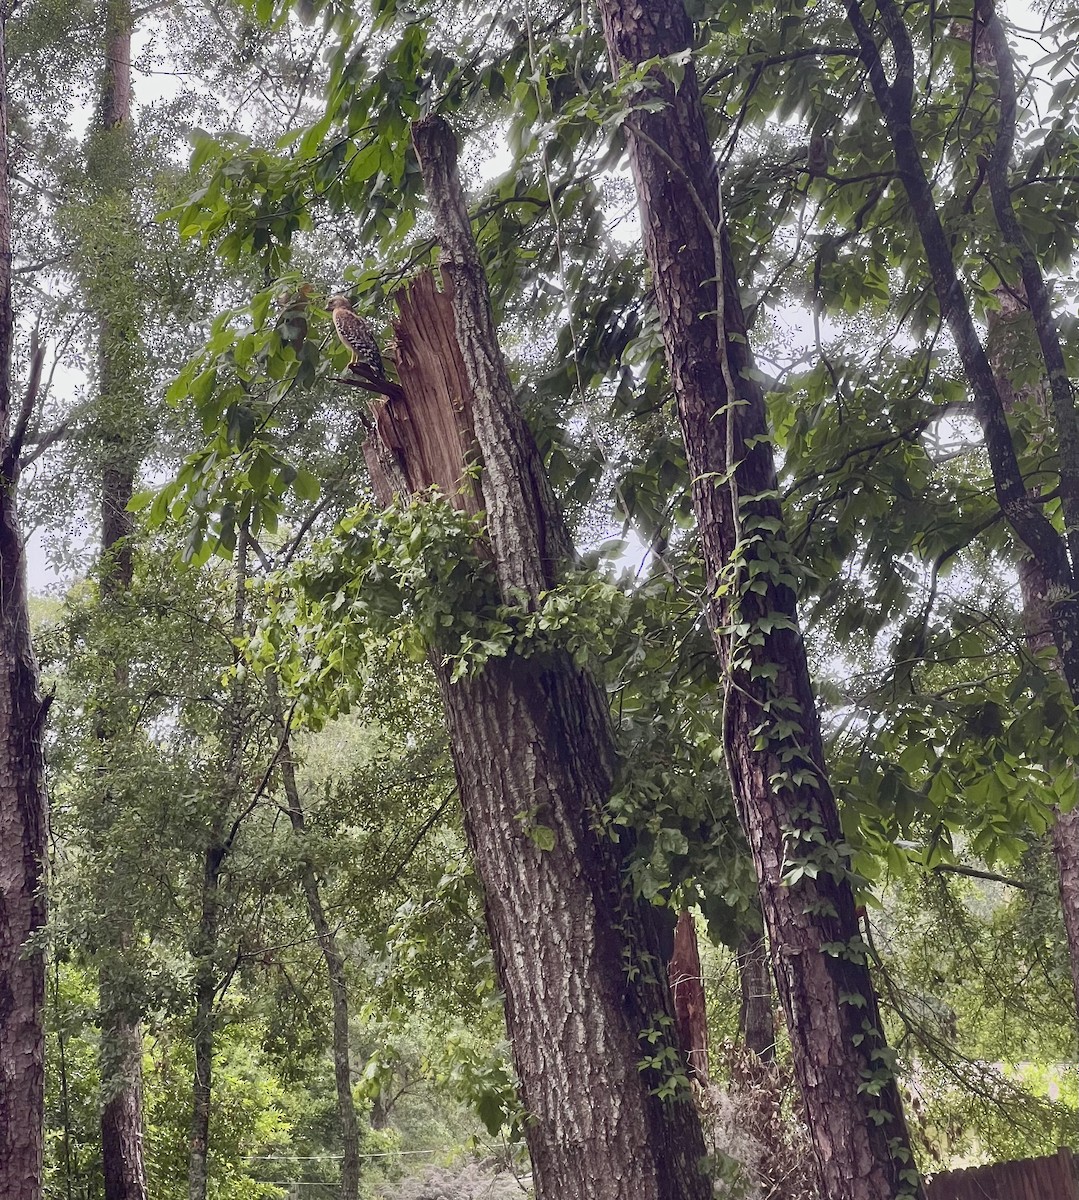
99;980;146;1200
357;115;713;1200
435;659;708;1200
0;9;48;1196
187;841;222;1200
595;3;922;1197
0;539;47;1200
736;929;776;1062
669;911;709;1079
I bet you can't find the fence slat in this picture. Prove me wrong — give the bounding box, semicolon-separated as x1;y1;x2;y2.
926;1150;1076;1200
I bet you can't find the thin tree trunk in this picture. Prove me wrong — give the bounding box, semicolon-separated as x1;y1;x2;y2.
1053;809;1079;1023
98;0;137;584
188;528;248;1200
909;3;1079;1037
594;3;923;1197
92;2;149;1193
987;282;1079;1027
843;0;1079;694
270;680;361;1200
0;8;49;1196
187;840;224;1200
736;929;775;1063
359;116;713;1200
963;0;1079;1044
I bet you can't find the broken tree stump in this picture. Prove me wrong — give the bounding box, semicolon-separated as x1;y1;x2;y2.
357;268;483;516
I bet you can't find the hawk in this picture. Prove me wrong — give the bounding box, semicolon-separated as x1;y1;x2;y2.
328;295;386;379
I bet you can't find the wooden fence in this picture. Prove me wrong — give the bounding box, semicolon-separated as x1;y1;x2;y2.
927;1149;1078;1200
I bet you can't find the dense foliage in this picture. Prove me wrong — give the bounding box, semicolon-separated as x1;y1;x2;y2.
2;0;1077;1195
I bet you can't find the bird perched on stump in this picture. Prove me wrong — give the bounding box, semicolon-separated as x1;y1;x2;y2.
328;295;386;380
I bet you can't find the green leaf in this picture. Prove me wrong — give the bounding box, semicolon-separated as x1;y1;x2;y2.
528;825;556;851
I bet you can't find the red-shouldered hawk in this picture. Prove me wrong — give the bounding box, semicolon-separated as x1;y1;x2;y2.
328;295;386;379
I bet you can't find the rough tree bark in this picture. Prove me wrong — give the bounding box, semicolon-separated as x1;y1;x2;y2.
269;679;361;1200
668;911;709;1080
187;840;224;1200
0;7;49;1197
988;292;1079;1020
736;929;775;1063
92;2;149;1196
595;2;923;1197
358;117;711;1200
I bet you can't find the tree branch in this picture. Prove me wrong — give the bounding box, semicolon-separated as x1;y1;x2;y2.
981;0;1079;574
931;861;1039;891
18;419;67;469
332;367;406;403
2;334;44;480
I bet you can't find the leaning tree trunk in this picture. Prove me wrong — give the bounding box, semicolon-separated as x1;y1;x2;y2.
959;0;1079;1040
595;2;923;1197
90;3;149;1196
0;8;49;1197
354;118;711;1200
995;304;1079;1023
270;680;361;1200
846;0;1079;1038
987;282;1079;1024
843;0;1079;695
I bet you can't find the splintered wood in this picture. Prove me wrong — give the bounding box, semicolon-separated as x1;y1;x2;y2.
361;269;482;515
668;910;709;1081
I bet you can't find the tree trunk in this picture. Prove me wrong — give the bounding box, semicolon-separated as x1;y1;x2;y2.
934;6;1079;1038
187;842;223;1200
669;911;709;1080
356;116;712;1200
1053;809;1079;1025
188;529;248;1200
736;929;775;1063
0;10;49;1197
270;680;361;1200
843;0;1079;697
987;286;1079;1027
97;0;138;584
91;2;149;1194
0;520;48;1200
594;3;923;1197
100;975;146;1200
